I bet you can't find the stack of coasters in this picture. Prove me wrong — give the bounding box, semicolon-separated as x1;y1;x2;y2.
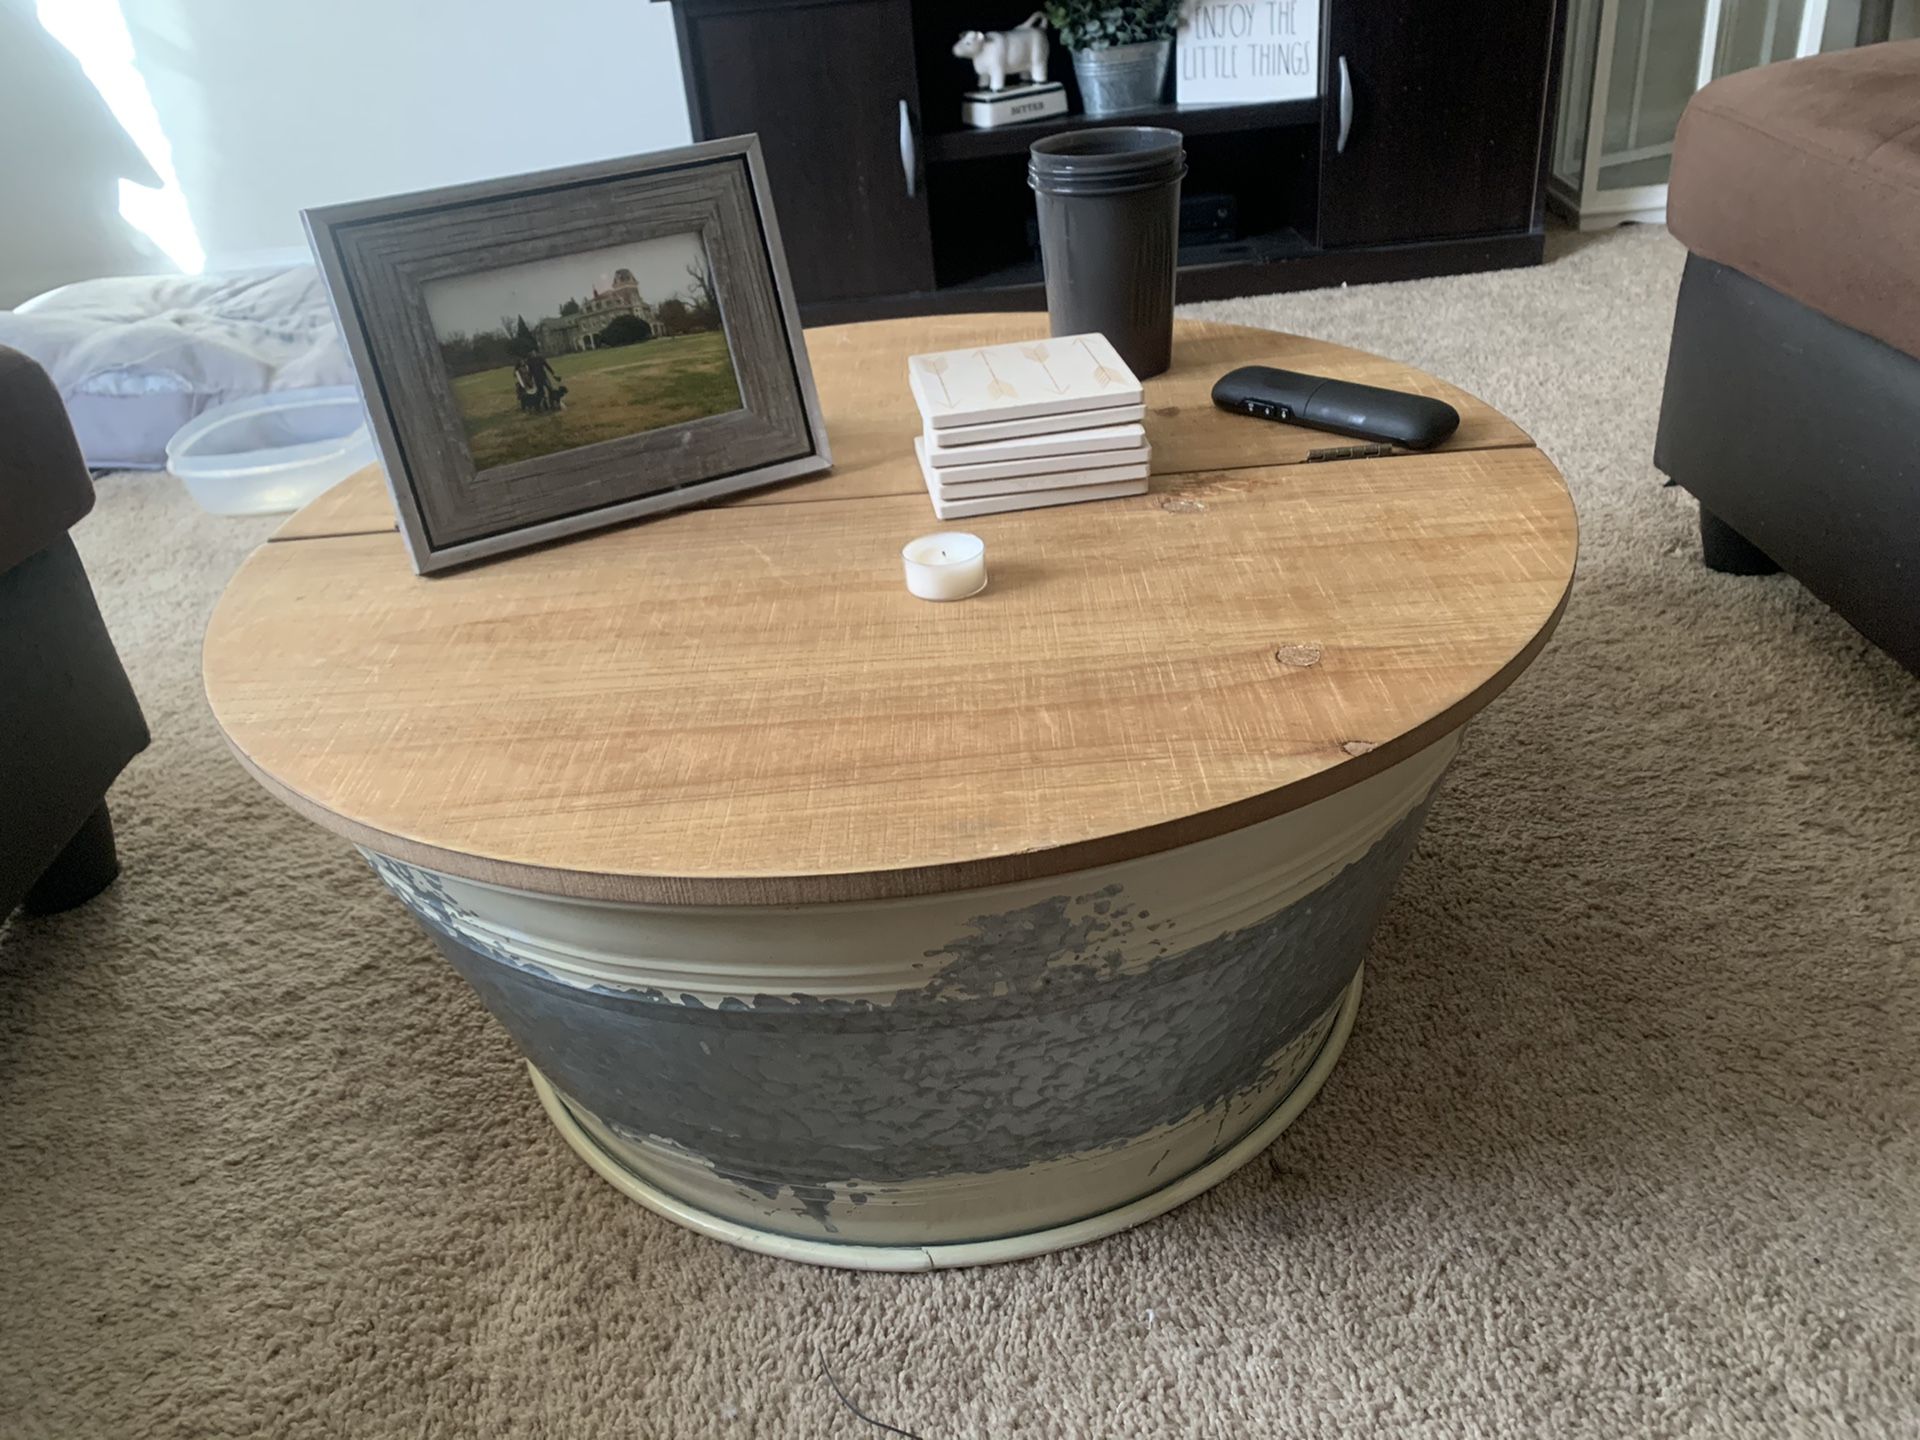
908;334;1149;519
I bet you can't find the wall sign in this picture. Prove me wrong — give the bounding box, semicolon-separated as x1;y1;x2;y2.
1176;0;1321;106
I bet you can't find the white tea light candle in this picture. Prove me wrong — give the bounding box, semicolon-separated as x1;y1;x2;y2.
902;531;987;600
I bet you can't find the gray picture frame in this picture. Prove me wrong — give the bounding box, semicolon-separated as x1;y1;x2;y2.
304;136;831;574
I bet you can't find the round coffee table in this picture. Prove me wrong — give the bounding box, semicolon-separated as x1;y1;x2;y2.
204;316;1575;1270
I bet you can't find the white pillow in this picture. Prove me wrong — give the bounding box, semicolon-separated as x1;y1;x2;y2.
0;267;353;470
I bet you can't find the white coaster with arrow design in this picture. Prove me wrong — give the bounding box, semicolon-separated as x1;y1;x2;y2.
908;334;1143;430
921;418;1147;468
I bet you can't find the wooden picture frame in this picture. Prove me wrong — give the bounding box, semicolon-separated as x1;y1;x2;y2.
304;136;830;574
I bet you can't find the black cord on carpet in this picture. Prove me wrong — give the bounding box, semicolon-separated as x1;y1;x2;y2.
817;1350;925;1438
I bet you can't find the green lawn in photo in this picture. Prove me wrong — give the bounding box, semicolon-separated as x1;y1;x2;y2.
450;330;742;471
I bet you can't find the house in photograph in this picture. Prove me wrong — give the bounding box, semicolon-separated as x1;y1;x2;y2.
534;267;660;353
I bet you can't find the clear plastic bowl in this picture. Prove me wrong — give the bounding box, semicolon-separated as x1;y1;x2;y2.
166;387;374;516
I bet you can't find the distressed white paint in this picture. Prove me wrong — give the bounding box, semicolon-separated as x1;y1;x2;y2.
548;988;1349;1257
532;974;1363;1271
367;731;1458;1009
363;733;1460;1266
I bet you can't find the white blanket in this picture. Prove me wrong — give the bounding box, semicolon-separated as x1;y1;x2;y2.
0;267;353;470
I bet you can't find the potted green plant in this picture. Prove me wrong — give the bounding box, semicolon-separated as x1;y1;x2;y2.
1043;0;1184;116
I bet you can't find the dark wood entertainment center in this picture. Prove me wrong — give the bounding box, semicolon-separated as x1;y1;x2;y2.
664;0;1567;324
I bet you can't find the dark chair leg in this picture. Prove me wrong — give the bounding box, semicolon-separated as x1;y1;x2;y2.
23;802;122;914
1699;506;1781;576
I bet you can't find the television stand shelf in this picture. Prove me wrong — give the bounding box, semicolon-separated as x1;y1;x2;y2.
922;96;1321;163
662;0;1567;324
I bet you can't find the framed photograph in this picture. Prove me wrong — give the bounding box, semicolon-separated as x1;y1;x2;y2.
304;136;830;574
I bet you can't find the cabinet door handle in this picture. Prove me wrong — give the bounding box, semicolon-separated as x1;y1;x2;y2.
1336;55;1353;154
899;99;918;199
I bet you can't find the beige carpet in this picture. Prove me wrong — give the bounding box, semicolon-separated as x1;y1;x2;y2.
4;225;1917;1438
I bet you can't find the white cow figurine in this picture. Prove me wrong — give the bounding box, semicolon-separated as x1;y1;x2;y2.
953;14;1050;92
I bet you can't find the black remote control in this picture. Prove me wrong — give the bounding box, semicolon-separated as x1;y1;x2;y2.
1211;366;1461;450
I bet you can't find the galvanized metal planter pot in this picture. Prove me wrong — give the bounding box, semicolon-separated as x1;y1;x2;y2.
1071;39;1173;115
363;733;1457;1269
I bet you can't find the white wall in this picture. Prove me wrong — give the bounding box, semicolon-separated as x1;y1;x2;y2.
127;0;693;268
4;0;691;297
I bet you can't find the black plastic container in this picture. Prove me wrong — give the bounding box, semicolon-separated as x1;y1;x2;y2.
1028;127;1187;380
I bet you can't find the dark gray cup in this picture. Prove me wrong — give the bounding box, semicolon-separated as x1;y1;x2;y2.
1028;127;1187;380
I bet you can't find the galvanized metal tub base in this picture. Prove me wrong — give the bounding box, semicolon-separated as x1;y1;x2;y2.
529;967;1359;1270
365;733;1459;1268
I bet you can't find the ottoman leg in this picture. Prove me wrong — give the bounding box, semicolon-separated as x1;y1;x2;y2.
23;802;122;914
1699;506;1781;576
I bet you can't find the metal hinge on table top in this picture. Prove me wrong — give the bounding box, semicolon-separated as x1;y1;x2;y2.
1305;443;1399;463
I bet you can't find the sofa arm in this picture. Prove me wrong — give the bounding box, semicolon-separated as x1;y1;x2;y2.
0;345;95;575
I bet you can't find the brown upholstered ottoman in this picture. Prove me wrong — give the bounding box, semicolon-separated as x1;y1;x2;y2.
1655;41;1920;674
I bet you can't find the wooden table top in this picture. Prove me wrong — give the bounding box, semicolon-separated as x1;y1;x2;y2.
206;315;1576;905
